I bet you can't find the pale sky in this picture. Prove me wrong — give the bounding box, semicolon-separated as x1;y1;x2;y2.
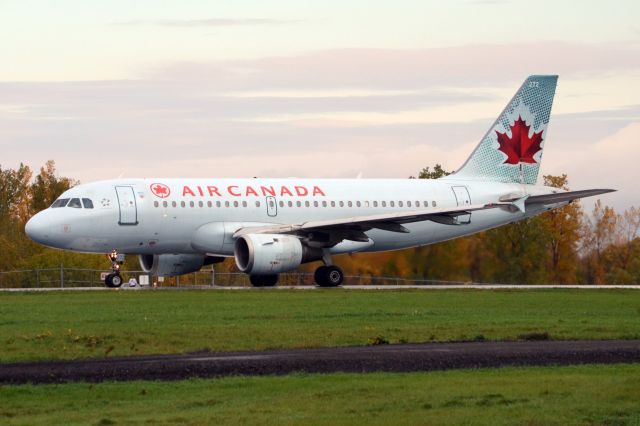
1;0;639;212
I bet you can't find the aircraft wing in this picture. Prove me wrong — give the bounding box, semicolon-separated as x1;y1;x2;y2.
233;202;509;243
525;189;616;206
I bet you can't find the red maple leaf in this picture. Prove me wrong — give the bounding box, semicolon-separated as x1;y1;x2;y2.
153;185;167;194
496;116;543;165
151;184;170;197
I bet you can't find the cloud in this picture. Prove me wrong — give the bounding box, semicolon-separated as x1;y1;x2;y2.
1;42;639;213
147;42;640;91
114;18;303;27
543;122;640;212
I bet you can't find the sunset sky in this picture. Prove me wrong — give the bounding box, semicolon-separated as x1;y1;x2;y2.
1;0;639;211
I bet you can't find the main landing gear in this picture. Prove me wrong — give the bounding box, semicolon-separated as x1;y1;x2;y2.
248;251;344;288
314;265;344;287
314;251;344;287
105;250;124;288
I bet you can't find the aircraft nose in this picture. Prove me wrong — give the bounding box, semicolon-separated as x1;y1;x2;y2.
25;212;51;244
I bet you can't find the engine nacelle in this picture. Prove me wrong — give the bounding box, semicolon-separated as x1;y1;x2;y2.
139;254;223;277
234;234;321;274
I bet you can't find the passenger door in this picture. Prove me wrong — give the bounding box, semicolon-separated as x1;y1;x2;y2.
115;186;138;225
451;186;471;225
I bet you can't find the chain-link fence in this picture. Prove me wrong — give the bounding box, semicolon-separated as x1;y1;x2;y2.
0;266;471;289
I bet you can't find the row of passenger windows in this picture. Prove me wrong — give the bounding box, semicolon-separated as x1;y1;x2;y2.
153;199;438;209
51;198;94;209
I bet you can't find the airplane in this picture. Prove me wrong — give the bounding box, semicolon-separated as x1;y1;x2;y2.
25;75;614;288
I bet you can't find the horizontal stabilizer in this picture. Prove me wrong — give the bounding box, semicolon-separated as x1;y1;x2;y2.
526;189;616;206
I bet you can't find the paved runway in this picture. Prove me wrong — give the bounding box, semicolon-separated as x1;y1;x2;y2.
1;340;639;384
2;284;640;292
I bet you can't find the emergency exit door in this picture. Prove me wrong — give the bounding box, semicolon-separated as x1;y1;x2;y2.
115;186;138;225
266;196;278;217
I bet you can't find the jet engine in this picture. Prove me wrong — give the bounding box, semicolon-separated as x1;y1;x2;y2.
139;254;223;277
234;234;322;274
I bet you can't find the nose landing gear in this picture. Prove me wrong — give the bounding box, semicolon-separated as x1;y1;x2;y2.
105;250;125;288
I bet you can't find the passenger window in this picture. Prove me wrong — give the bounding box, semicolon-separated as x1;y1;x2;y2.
365;201;369;207
279;201;284;207
398;201;403;207
296;201;301;207
288;201;293;207
198;201;203;208
172;201;177;208
322;201;327;207
207;201;212;208
432;201;437;207
163;201;168;208
51;198;69;208
407;201;412;207
305;201;310;207
382;201;387;207
390;201;395;207
373;201;378;207
347;201;352;207
331;201;335;207
82;198;94;209
154;201;159;208
181;201;186;208
68;198;82;208
225;201;230;208
190;201;195;208
242;201;247;207
423;201;428;207
256;201;261;207
356;201;361;207
233;201;239;208
339;201;344;207
416;200;420;207
314;201;319;207
216;201;221;208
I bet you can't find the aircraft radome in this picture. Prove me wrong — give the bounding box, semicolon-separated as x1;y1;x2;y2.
25;75;615;288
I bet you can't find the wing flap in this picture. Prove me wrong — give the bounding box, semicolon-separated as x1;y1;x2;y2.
233;202;507;238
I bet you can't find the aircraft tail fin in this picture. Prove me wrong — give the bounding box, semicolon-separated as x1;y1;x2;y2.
452;75;558;185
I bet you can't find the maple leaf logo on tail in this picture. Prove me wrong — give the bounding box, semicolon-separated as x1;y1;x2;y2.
496;116;544;165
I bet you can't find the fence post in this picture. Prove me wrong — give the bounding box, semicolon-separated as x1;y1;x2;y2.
211;267;215;287
60;264;64;288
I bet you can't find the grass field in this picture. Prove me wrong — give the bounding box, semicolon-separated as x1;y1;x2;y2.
1;364;639;425
1;289;639;362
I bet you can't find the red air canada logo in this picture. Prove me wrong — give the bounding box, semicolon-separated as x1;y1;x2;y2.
150;183;170;198
496;116;543;165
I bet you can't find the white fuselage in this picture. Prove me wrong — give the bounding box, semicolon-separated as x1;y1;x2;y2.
25;177;556;256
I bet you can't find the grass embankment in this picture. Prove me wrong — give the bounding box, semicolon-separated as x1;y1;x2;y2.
1;364;639;425
1;289;639;362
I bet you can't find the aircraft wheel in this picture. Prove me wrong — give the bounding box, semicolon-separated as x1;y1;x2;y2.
249;274;278;287
315;265;344;287
105;273;123;288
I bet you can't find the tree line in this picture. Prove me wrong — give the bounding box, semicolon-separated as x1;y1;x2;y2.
1;161;638;284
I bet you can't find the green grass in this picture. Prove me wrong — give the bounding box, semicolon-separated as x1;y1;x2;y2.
1;289;640;362
1;364;640;425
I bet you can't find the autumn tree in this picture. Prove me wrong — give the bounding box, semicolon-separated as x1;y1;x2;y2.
539;174;582;283
30;160;77;214
581;200;618;284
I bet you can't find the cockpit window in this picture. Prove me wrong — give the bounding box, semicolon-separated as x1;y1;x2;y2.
68;198;82;208
82;198;94;209
51;198;70;208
